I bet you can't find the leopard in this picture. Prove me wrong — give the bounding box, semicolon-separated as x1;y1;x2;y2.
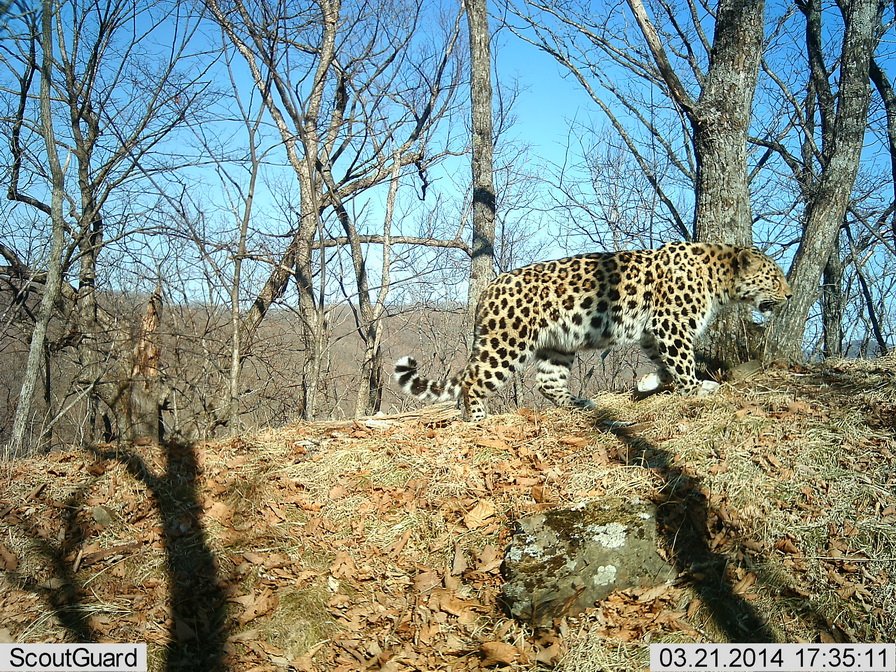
394;242;792;421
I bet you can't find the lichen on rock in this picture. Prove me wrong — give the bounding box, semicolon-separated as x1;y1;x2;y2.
501;498;676;626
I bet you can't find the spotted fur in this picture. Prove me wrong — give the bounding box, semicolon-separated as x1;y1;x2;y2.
394;242;791;421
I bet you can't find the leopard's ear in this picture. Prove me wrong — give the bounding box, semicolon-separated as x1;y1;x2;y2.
737;246;763;272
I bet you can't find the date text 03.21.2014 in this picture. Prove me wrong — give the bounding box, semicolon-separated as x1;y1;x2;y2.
650;644;895;672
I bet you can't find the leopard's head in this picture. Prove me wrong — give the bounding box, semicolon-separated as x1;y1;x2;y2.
732;247;792;316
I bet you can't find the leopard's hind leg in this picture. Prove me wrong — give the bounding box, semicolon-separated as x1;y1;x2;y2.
460;340;532;421
533;348;595;410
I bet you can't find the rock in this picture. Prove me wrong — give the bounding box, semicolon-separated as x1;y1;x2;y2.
729;359;763;382
91;505;116;528
636;372;664;392
696;379;721;396
501;498;676;627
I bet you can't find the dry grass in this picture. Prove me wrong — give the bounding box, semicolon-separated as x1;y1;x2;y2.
0;355;894;670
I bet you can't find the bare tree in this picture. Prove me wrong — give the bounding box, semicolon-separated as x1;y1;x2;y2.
205;0;465;418
1;0;212;450
761;0;883;361
6;0;65;457
624;0;763;249
212;46;269;435
349;155;400;416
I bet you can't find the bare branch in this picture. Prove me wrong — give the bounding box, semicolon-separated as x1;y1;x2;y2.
625;0;698;117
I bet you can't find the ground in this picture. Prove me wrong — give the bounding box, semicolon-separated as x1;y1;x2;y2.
1;356;895;671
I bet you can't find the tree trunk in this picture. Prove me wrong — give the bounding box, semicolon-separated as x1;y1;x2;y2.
301;324;328;420
692;0;764;370
228;106;260;436
692;0;764;248
40;342;52;450
230;234;246;435
356;336;384;417
821;235;843;358
354;153;400;417
464;0;496;319
7;0;67;459
765;0;880;362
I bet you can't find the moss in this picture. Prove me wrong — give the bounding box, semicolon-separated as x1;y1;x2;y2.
540;498;646;548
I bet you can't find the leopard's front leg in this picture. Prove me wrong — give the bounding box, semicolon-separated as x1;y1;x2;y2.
644;329;719;397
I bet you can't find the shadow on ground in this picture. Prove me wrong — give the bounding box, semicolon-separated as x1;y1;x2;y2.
593;410;779;643
3;480;99;642
89;441;229;671
2;439;228;670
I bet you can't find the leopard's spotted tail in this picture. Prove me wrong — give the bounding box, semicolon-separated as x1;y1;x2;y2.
393;356;462;403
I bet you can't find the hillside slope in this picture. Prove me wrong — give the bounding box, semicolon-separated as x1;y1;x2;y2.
1;356;895;671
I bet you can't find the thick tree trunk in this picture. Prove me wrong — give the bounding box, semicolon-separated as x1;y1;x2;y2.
692;127;755;369
691;0;764;249
693;125;755;368
464;0;496;319
691;0;764;370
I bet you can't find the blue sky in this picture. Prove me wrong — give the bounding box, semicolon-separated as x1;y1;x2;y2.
495;33;595;167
